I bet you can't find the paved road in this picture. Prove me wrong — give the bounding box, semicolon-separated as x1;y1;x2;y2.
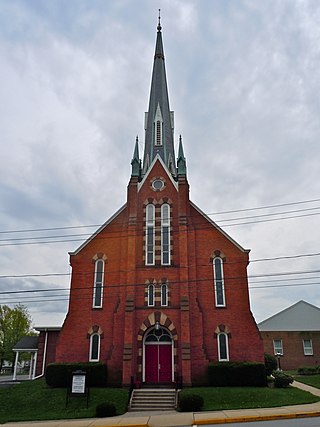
201;416;320;427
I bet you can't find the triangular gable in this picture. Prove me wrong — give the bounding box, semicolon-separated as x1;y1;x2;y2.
138;154;178;192
190;201;249;253
258;300;320;331
69;204;127;256
13;336;39;351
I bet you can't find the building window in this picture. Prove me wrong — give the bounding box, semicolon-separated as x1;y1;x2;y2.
161;283;168;306
148;284;155;307
273;339;283;355
303;339;313;356
89;334;100;361
218;333;229;361
161;204;170;265
146;204;155;265
213;257;225;307
93;259;104;308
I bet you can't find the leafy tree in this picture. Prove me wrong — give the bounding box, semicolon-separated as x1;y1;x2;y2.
0;304;34;372
264;353;278;376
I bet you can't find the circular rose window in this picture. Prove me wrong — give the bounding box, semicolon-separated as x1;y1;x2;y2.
152;179;165;191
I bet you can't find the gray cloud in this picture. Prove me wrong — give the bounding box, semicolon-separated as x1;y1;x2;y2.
1;0;320;325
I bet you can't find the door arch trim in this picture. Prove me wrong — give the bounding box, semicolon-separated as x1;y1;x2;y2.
143;325;173;383
136;312;178;384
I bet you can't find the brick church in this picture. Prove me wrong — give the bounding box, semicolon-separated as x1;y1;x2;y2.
36;20;264;386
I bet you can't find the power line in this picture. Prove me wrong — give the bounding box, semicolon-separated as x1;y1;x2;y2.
216;206;320;223
0;224;100;235
0;207;319;247
223;211;320;227
209;197;320;215
1;251;320;280
1;279;320;306
1;267;320;297
1;197;320;237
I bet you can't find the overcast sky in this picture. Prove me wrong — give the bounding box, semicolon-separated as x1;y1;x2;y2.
1;0;320;327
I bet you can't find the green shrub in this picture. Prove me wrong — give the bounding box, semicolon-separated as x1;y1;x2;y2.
273;371;293;388
208;362;267;387
179;393;204;412
95;402;116;417
298;366;319;375
45;362;107;388
264;353;277;376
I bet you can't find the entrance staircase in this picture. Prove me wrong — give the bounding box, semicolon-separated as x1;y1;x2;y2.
129;388;177;411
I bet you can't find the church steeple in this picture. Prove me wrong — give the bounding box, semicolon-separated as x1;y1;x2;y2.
131;136;141;178
142;14;176;178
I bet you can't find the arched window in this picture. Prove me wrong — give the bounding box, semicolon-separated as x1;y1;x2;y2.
213;257;225;307
161;204;170;265
93;259;104;308
147;284;155;307
154;104;163;146
145;326;172;343
89;334;100;361
161;283;168;306
218;333;229;361
146;204;155;265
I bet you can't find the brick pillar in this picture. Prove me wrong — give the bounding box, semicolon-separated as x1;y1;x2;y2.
178;175;192;386
122;177;139;386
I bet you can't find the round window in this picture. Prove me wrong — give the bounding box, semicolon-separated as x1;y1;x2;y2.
152;179;164;191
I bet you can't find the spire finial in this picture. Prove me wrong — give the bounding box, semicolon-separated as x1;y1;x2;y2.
157;9;161;32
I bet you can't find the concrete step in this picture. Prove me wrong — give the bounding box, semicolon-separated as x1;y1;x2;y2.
129;388;177;411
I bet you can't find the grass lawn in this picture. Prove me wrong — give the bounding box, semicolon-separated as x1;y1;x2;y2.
179;386;320;411
293;374;320;389
1;379;320;423
0;378;128;424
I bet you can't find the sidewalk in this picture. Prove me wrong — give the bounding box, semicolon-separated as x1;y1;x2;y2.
4;381;320;427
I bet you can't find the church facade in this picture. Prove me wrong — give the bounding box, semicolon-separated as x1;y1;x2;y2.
44;22;264;386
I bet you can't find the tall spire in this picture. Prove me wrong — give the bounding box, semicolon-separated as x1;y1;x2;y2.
177;135;187;176
131;136;141;178
142;15;176;177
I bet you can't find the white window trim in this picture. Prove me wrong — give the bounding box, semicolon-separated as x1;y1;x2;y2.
273;339;283;356
161;283;168;307
303;339;313;356
213;257;226;307
147;284;155;307
89;334;100;362
218;333;229;361
93;259;104;308
161;204;171;265
145;204;155;265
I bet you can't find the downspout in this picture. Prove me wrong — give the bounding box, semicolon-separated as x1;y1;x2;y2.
34;330;48;379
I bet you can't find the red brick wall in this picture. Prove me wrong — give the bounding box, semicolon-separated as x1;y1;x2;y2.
55;160;264;385
35;330;60;376
261;331;320;370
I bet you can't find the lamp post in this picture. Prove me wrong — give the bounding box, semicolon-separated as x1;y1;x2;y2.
276;352;282;371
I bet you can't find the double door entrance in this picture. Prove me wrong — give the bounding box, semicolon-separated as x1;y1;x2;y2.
144;326;173;384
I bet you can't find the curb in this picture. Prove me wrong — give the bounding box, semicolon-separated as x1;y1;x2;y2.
99;424;149;427
195;411;320;425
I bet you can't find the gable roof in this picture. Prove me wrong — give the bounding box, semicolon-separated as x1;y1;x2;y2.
13;336;39;351
69;204;127;255
138;153;178;192
190;201;250;253
258;300;320;331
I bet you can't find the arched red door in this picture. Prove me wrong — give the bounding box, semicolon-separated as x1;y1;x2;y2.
144;327;173;383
